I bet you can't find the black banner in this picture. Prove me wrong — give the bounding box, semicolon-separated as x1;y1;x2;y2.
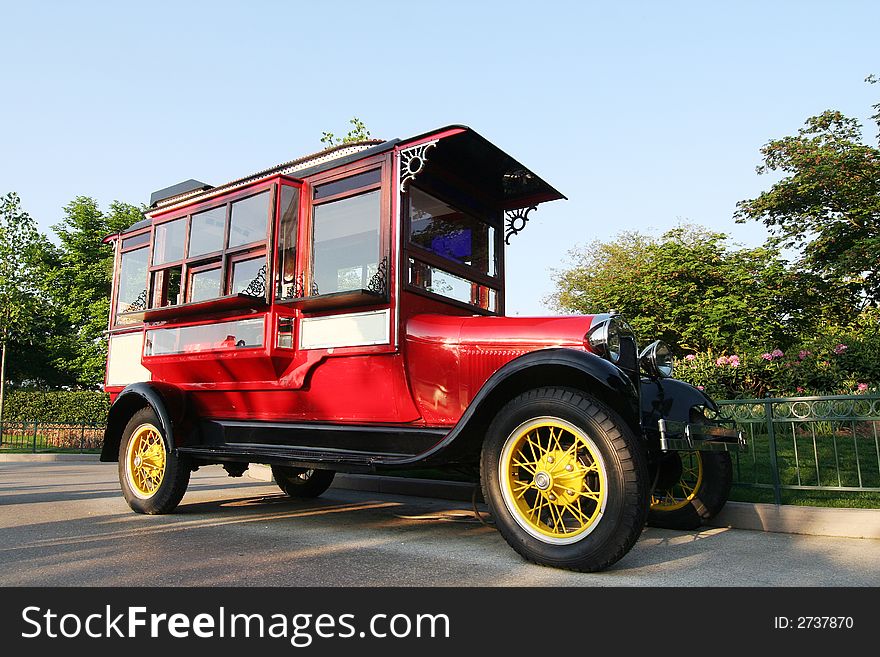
0;587;873;655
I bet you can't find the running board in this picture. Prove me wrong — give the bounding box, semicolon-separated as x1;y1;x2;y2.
178;443;432;473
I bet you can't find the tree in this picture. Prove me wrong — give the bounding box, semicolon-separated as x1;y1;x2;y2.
320;117;372;148
48;197;143;387
0;193;47;420
735;84;880;306
547;225;840;353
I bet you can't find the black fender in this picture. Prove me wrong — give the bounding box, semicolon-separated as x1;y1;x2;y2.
100;382;189;462
639;377;720;430
396;347;642;466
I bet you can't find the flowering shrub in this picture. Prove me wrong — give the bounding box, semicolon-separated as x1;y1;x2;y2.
674;322;880;398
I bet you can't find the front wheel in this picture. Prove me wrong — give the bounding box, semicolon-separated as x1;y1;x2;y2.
481;387;649;572
118;407;191;514
648;451;732;529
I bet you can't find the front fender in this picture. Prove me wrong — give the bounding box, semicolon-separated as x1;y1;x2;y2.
392;348;642;466
100;382;189;462
639;377;719;429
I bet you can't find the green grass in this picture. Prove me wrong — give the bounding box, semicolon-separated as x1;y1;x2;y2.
728;485;880;509
0;428;102;453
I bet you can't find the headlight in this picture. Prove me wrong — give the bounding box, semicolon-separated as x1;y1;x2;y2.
639;340;674;378
586;318;622;363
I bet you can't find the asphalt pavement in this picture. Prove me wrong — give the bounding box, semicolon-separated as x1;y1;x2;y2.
1;461;878;586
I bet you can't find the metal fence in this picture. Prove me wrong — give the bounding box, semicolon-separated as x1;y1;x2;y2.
0;421;104;453
718;395;880;503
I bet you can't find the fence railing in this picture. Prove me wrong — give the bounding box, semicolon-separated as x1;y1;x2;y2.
717;395;880;503
0;421;104;453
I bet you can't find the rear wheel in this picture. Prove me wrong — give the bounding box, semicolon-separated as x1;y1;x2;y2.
648;451;732;529
118;407;191;514
481;387;649;572
272;466;335;498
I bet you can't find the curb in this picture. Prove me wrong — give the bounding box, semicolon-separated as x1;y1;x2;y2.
0;453;101;462
709;501;880;540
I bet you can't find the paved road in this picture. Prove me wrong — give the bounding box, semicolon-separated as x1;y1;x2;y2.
1;462;878;586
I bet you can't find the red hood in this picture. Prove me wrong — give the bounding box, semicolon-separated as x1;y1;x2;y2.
406;314;596;348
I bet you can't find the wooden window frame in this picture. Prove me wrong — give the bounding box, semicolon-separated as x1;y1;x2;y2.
145;183;276;309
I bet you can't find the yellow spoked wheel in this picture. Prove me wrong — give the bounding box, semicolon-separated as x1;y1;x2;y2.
650;451;703;512
125;423;167;499
500;417;607;545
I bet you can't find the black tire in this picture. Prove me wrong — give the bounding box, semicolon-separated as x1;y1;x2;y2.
480;387;649;572
272;466;335;498
118;407;191;514
648;451;732;530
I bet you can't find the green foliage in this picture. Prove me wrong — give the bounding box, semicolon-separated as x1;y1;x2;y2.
320;117;372;148
548;225;836;353
735;87;880;305
2;389;109;424
0;192;46;346
47;197;143;387
674;311;880;398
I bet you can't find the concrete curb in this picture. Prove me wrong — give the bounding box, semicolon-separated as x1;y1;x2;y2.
0;453;101;462
5;457;880;539
709;501;880;539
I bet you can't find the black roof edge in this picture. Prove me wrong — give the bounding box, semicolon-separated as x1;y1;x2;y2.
149;179;212;208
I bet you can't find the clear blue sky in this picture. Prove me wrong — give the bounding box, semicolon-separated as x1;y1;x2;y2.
1;0;877;314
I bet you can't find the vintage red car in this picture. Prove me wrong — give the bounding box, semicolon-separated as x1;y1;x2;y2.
101;125;742;571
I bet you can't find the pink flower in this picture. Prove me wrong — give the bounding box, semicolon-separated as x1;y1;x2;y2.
833;343;848;355
796;386;805;393
728;355;740;367
798;350;811;360
715;356;729;366
685;354;696;361
696;385;704;390
761;353;774;361
771;348;784;358
858;383;868;392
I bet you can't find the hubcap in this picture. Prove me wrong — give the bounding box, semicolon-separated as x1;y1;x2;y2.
651;451;703;511
534;471;551;490
500;417;607;545
125;423;167;498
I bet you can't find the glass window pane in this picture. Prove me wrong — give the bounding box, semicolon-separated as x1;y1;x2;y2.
150;266;182;308
231;257;267;296
190;267;222;302
189;206;226;257
313;169;381;200
152;218;186;265
408;259;497;312
145;318;264;355
228;191;269;248
312;190;380;295
409;187;495;276
122;231;150;250
277;317;294;349
276;186;300;299
116;247;149;319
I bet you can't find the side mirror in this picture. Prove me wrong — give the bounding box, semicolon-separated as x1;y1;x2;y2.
639;340;674;379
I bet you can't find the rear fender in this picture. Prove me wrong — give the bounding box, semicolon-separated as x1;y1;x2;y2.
100;382;189;462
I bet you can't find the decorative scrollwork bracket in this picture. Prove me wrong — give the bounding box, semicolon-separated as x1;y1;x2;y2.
241;264;267;298
504;206;537;245
367;256;389;297
399;140;438;192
